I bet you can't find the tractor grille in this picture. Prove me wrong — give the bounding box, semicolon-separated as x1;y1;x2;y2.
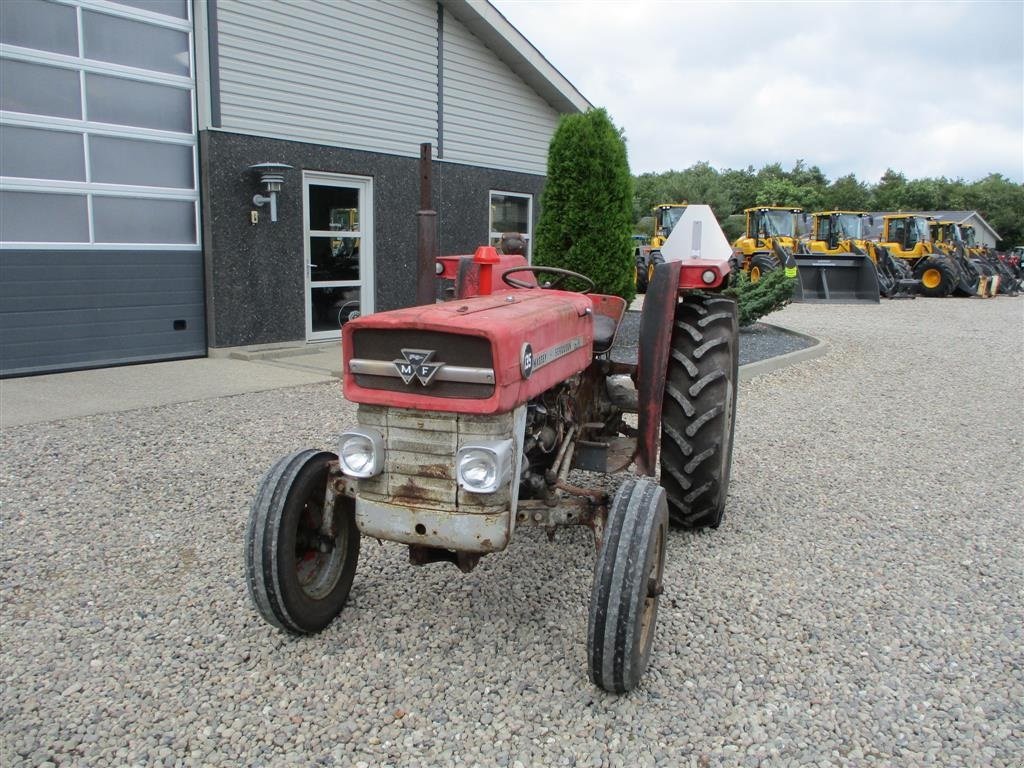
348;329;494;399
356;405;513;513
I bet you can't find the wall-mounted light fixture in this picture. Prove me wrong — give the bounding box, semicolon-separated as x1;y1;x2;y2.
248;162;293;222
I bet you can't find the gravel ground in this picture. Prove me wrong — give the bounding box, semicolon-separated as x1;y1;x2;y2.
611;312;812;366
2;297;1022;767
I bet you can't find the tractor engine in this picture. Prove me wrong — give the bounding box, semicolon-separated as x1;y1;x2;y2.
518;369;626;501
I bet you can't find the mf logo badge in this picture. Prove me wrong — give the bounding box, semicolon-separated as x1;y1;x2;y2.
394;348;443;386
520;343;534;379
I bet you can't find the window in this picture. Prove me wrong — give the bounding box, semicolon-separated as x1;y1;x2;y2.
489;191;533;258
0;0;197;249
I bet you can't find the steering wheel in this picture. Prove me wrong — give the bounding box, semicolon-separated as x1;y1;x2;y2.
500;266;595;293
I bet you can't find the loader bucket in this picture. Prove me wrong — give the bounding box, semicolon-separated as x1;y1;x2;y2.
792;253;880;304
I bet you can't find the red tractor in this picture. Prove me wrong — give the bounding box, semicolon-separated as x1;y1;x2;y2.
245;211;739;692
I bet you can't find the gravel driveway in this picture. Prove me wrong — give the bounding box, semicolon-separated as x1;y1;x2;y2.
2;297;1021;767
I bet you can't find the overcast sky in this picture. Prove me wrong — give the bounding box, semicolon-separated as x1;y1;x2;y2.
492;0;1024;184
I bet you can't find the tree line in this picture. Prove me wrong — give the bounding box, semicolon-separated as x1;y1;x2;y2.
634;161;1024;247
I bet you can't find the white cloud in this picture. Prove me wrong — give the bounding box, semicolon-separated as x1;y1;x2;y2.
493;0;1024;182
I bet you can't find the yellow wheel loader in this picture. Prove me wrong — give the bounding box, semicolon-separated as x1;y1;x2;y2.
733;206;802;282
636;203;688;292
796;211;883;303
928;220;983;296
877;214;969;298
960;224;1019;295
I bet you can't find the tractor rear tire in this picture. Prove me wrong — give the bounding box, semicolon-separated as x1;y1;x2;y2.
659;294;739;529
913;257;957;298
588;477;668;693
246;449;360;634
748;253;780;283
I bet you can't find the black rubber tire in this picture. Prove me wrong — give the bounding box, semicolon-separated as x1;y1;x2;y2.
877;262;897;298
913;257;957;298
635;263;648;294
952;258;981;297
748;252;780;283
659;294;739;529
245;449;360;634
587;477;668;694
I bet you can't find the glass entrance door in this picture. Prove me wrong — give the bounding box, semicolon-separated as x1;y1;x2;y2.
303;172;374;341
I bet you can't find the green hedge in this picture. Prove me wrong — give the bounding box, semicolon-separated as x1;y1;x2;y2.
724;266;795;327
534;108;635;301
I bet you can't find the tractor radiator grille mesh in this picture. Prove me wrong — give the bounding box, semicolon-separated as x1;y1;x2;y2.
356;405;513;513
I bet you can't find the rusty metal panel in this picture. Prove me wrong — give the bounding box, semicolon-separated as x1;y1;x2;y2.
356;404;388;426
388;451;453;480
356;498;510;553
386;409;458;432
387;427;456;456
458;411;513;436
389;474;457;506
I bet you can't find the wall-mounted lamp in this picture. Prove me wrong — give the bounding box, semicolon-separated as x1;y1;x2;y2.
248;162;293;222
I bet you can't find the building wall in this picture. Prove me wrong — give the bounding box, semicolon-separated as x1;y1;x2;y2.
211;0;560;175
201;130;544;348
441;7;559;174
963;214;999;248
214;0;439;157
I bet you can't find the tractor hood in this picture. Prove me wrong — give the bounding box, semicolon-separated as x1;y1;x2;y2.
342;290;595;414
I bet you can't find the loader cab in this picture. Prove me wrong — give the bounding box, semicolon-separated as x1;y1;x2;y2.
883;215;932;256
930;221;963;246
651;203;688;248
811;212;865;251
748;207;800;242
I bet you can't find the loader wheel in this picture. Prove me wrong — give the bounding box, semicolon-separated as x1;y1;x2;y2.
877;264;897;298
913;257;957;297
748;253;780;283
635;263;648;294
588;477;668;693
246;449;360;634
660;294;738;529
953;259;981;297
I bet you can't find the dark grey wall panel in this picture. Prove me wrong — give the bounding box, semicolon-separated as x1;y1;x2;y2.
201;130;544;349
0;250;205;376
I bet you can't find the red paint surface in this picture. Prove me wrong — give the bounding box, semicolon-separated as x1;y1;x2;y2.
343;290;594;414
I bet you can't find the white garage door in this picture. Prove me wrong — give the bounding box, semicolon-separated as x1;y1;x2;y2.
0;0;203;376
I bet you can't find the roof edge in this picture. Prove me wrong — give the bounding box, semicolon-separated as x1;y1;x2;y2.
441;0;592;114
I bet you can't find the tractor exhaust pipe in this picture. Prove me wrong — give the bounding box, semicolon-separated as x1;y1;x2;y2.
416;142;439;306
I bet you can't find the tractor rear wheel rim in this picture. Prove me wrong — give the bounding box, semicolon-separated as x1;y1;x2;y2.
750;266;761;283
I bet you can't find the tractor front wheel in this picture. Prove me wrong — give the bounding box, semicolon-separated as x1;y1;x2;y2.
659;294;739;529
588;477;668;693
913;257;957;297
245;449;360;634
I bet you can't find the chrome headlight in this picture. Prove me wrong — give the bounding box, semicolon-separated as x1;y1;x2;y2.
456;439;513;494
337;428;385;478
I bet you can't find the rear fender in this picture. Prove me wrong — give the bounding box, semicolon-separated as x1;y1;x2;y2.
635;260;682;476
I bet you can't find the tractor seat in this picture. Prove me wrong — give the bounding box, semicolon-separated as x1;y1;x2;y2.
590;294;628;355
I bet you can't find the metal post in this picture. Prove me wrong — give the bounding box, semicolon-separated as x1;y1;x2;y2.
416;143;438;306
